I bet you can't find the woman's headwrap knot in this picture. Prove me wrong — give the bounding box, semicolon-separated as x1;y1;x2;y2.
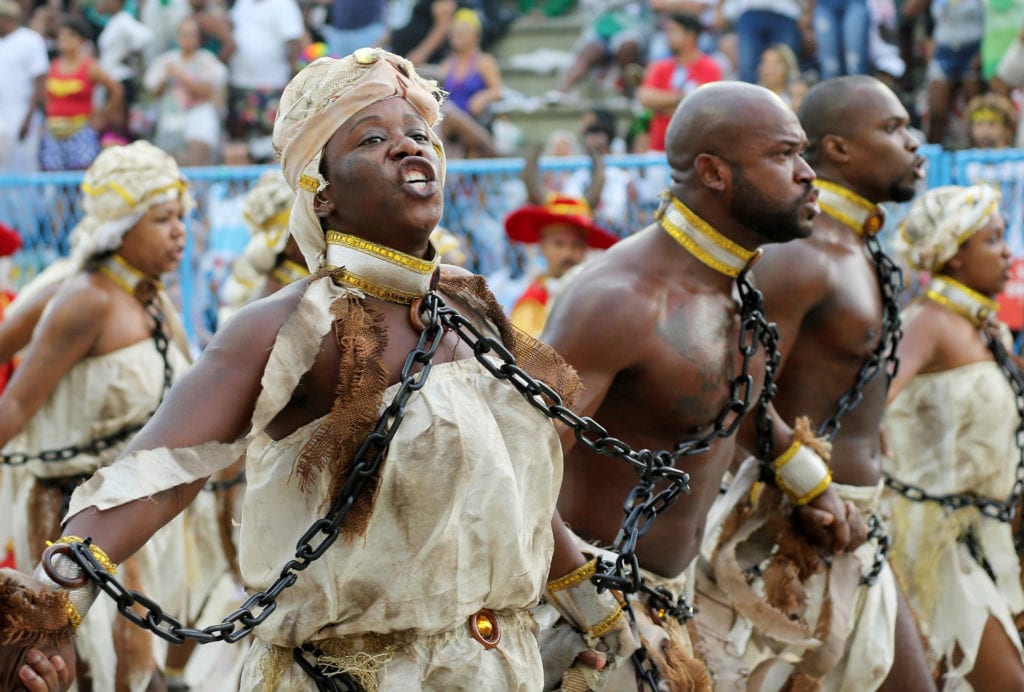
71;141;193;263
896;184;1002;273
272;49;447;271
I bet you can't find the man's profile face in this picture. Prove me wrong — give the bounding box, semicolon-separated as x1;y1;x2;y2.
539;224;588;278
726;106;817;243
842;84;922;203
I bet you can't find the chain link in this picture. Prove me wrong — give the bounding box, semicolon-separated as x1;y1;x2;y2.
1;304;174;466
53;278;780;692
816;235;904;442
885;331;1024;531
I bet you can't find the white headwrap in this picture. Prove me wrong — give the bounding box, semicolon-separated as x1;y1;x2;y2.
896;184;1002;273
272;49;446;272
220;171;296;310
71;141;193;264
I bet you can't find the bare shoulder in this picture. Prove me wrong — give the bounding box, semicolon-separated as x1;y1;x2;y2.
545;242;660;350
755;236;834;312
45;272;115;327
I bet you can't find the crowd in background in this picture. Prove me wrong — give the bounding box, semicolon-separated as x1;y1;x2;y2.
3;0;1024;176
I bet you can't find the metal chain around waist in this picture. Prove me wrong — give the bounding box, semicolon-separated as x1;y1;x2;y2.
885;332;1024;527
1;304;174;466
52;289;700;648
816;235;904;442
860;512;890;586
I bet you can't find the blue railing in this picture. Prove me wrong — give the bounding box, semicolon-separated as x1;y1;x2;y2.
2;144;1021;349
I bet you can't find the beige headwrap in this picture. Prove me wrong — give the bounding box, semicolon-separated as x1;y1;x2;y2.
71;141;194;264
272;49;446;272
896;184;1002;272
220;170;297;312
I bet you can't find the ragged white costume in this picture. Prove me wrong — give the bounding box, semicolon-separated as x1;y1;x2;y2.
694;459;898;691
67;50;580;690
5;142;195;692
884;183;1024;686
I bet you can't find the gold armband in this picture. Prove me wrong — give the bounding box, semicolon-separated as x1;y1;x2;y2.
33;536;119;631
545;558;624;638
772;440;832;505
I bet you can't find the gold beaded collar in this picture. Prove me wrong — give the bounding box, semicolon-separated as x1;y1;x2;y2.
815;180;885;236
98;254;162;304
324;231;439;304
270;258;310;287
656;195;755;278
926;275;1000;328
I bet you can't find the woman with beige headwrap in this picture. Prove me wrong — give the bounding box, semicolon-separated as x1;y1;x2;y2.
884;183;1024;689
217;169;306;325
1;49;639;690
0;140;195;691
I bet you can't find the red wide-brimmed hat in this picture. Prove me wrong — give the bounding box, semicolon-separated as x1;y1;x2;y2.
505;194;618;249
0;223;22;257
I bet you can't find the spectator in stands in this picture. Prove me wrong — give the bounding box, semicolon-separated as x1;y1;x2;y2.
0;0;48;173
562;109;635;233
139;0;189;62
40;17;122;171
964;91;1016;148
757;42;808;110
558;0;652;98
187;0;235;63
638;12;722;151
904;0;984;146
505;194;618;338
982;0;1024;90
144;16;228;166
814;0;869;78
720;0;814;84
388;0;457;65
323;0;387;60
227;0;303;159
95;0;154;135
439;8;503;124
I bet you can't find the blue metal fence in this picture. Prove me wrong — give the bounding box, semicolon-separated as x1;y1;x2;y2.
2;144;1021;350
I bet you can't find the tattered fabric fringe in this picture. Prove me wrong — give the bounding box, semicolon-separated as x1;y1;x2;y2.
0;575;75;647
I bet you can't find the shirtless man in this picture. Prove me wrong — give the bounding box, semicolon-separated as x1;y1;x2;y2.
542;81;856;688
700;75;934;689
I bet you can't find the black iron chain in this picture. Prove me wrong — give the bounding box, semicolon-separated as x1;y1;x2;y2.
1;304;174;466
885;331;1024;529
859;513;891;586
52;289;699;647
816;234;904;442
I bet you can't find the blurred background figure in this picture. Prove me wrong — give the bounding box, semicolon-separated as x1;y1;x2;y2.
323;0;387;60
558;0;651;99
504;194;617;338
964;91;1016;149
638;12;722;152
0;0;48;173
227;0;303;161
440;9;503;126
814;0;870;79
40;17;122;171
757;42;808;110
144;17;228;166
218;170;301;325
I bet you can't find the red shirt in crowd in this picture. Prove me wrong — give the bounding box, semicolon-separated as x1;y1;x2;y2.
642;54;723;151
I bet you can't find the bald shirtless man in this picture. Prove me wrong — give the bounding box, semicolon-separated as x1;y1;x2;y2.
696;75;934;690
542;81;857;689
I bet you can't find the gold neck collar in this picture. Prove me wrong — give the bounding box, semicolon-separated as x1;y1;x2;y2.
657;195;755;278
271;258;310;287
926;276;1000;328
324;231;439;304
815;180;885;237
98;254;162;304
